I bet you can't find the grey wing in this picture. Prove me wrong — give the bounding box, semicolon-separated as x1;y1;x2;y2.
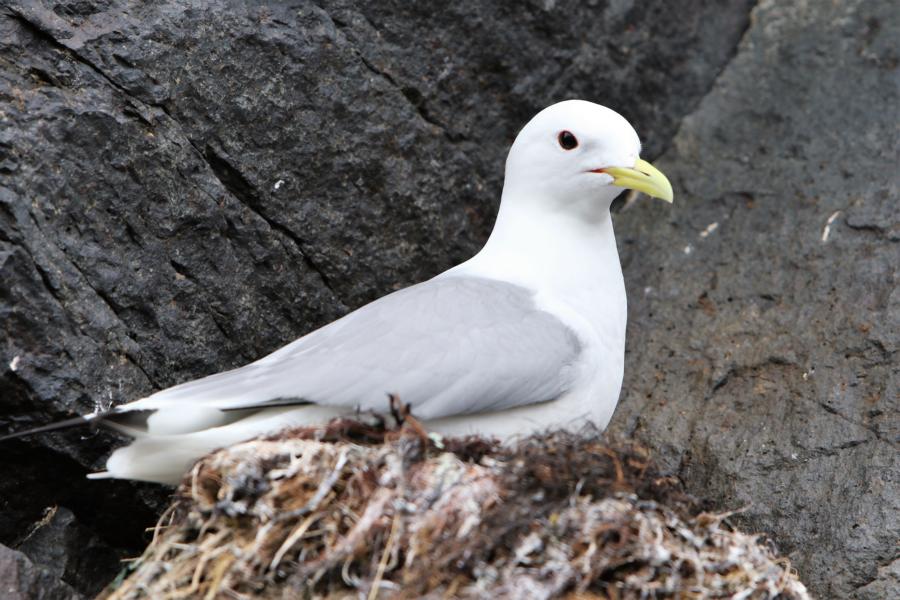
131;276;583;420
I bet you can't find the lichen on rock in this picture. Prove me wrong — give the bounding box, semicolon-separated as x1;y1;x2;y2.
103;420;810;599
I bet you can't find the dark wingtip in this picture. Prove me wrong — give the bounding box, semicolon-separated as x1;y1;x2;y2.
0;413;100;442
219;396;313;412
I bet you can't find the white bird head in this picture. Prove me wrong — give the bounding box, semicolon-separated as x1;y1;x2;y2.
503;100;673;217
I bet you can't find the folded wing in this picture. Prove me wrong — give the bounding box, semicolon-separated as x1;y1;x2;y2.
124;275;583;429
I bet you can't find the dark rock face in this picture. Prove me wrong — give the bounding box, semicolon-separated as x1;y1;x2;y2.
0;543;83;600
17;506;119;596
609;1;899;598
0;1;753;593
0;0;893;597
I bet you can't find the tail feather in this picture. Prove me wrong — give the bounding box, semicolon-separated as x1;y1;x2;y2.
2;404;344;484
102;405;343;484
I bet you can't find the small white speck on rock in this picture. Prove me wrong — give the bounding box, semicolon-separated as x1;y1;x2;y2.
273;179;285;191
699;222;719;238
821;211;841;242
683;245;693;255
9;356;21;372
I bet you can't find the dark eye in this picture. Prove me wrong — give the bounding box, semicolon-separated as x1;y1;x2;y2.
558;130;578;150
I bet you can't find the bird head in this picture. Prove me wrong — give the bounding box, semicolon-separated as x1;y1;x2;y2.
503;100;673;215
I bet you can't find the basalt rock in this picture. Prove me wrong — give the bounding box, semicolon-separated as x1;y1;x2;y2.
1;0;895;597
0;543;83;600
608;1;899;597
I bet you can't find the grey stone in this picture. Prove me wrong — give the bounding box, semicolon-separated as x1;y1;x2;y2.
0;1;752;593
17;506;120;596
609;1;899;598
0;543;83;600
5;0;895;598
855;558;900;600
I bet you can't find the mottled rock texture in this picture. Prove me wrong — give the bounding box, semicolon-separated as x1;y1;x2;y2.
609;1;899;598
0;543;83;600
0;0;895;597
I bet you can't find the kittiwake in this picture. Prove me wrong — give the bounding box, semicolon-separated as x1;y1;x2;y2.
2;100;673;484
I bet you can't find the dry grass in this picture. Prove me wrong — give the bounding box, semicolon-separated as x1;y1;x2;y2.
101;419;810;599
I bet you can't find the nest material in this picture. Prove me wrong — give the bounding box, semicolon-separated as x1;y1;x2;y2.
102;419;810;599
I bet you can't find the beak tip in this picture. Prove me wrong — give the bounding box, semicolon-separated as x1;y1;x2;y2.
610;157;674;205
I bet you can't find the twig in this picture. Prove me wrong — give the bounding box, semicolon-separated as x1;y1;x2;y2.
276;449;349;521
271;512;322;569
368;511;400;600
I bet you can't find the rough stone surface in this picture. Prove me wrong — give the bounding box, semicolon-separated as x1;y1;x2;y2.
0;543;83;600
0;0;894;597
608;1;899;598
0;0;753;594
17;506;120;597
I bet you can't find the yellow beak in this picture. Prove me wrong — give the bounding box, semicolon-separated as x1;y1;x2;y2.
601;158;674;203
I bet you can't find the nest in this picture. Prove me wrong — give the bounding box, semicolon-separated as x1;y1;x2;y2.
102;419;810;599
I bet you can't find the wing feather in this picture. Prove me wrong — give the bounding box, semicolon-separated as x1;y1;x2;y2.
126;276;582;421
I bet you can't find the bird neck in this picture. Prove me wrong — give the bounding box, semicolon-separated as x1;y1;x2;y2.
449;188;626;322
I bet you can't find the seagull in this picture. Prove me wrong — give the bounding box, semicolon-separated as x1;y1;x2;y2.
2;100;672;484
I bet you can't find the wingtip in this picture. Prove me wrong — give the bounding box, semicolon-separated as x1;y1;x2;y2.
86;471;113;480
0;411;108;442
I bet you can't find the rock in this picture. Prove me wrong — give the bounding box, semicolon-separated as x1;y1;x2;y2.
609;1;899;597
855;558;900;600
0;0;754;595
0;543;83;600
101;425;810;599
17;507;121;597
4;0;895;597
